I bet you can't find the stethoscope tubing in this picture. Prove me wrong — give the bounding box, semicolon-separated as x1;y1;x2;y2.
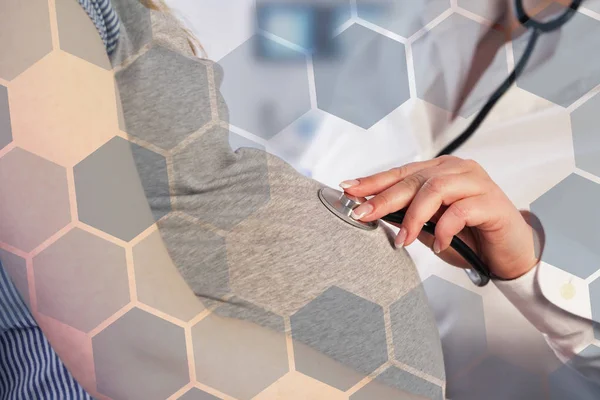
381;0;583;286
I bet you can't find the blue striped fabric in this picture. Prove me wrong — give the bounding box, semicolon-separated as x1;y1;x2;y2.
0;264;93;399
77;0;121;54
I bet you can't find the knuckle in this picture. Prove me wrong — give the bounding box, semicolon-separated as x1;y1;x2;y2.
449;202;469;220
375;191;392;209
402;210;420;228
392;163;412;179
422;176;446;195
392;165;407;179
437;221;452;234
404;173;427;189
435;224;452;241
438;154;458;163
462;158;481;171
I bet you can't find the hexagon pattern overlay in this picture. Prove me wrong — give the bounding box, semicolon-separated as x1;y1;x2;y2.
549;345;600;400
256;0;352;51
130;143;172;222
132;230;205;322
192;314;289;399
74;137;155;242
291;286;388;390
412;13;508;118
571;92;600;177
3;1;600;399
391;282;445;380
531;174;600;279
350;366;444;400
157;214;229;304
254;371;347;400
357;0;450;38
513;4;600;108
0;249;29;308
55;0;112;70
34;228;130;333
178;388;222;400
313;23;410;129
0;85;12;150
116;45;212;150
93;307;189;400
109;0;153;66
171;125;271;231
0;0;52;80
450;356;544;400
423;276;487;376
457;0;505;22
9;51;119;167
590;278;600;323
0;148;71;252
219;35;311;140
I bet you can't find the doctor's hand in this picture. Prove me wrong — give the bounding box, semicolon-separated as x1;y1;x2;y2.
341;155;540;280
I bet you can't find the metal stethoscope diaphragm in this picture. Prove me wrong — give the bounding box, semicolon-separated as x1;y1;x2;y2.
318;187;378;231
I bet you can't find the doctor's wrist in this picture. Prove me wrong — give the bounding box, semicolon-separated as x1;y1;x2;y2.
491;209;545;281
491;257;538;281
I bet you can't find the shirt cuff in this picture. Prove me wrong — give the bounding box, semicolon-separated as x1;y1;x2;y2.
493;263;540;306
494;263;594;362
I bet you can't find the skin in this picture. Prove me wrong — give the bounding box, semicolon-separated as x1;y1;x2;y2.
341;155;540;280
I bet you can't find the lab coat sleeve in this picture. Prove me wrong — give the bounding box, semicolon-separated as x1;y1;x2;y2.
494;265;600;384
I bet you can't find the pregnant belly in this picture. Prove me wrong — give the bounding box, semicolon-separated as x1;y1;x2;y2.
155;149;446;398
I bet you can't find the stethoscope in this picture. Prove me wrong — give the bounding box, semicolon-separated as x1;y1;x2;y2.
319;0;583;287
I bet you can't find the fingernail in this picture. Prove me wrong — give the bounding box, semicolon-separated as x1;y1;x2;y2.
433;239;441;254
395;228;407;248
340;179;360;189
351;203;373;220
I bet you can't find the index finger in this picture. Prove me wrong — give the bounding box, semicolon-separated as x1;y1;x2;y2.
342;158;443;197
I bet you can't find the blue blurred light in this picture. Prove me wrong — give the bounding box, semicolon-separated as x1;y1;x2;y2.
259;5;315;50
255;2;349;61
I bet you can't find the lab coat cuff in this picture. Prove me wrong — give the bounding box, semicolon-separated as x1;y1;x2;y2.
494;262;594;361
492;262;562;334
493;262;540;306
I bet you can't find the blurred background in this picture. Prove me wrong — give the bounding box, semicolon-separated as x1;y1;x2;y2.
162;0;600;187
164;0;425;186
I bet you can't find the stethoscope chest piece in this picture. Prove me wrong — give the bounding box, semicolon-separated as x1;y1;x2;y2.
318;187;379;231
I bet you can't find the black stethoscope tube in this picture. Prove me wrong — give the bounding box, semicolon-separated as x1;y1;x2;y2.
382;210;493;285
381;0;583;286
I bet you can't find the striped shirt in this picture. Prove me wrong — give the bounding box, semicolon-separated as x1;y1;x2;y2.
0;1;120;398
77;0;121;54
0;265;93;400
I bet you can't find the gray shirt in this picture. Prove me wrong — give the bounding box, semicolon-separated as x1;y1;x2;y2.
111;0;445;398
